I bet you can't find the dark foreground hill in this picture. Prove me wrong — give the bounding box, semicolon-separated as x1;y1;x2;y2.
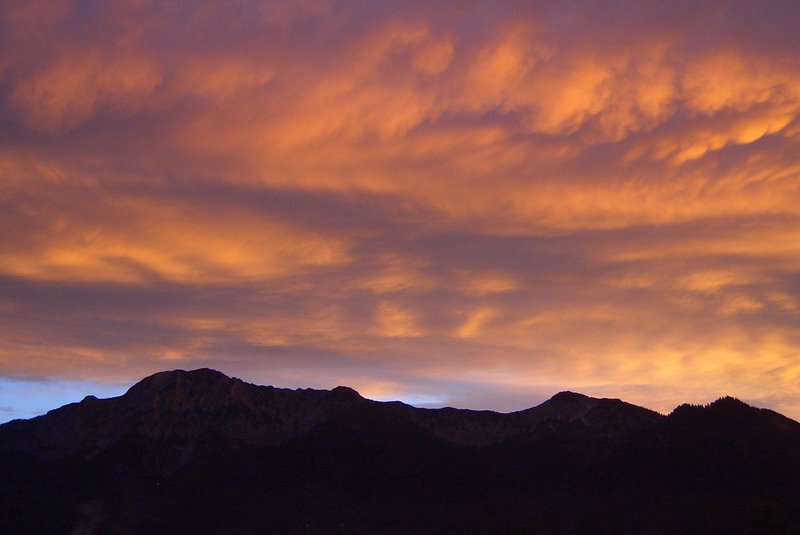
2;369;800;534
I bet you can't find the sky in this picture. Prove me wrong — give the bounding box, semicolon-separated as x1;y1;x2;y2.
1;0;800;423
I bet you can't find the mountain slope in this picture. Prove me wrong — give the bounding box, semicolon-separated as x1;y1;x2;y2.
2;369;800;534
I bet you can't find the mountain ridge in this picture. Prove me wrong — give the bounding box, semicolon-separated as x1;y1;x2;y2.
0;368;672;456
8;368;786;428
3;368;800;534
4;368;796;456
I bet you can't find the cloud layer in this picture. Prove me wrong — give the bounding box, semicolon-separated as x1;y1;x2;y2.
2;0;799;417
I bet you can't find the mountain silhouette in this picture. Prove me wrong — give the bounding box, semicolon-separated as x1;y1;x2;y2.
2;368;799;534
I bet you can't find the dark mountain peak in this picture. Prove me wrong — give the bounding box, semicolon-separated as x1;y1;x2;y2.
545;390;595;409
403;391;616;448
552;390;589;401
523;391;664;432
668;397;800;434
125;368;232;398
522;390;601;422
669;402;702;417
329;385;363;401
547;390;600;409
707;395;748;411
121;368;259;415
669;396;753;418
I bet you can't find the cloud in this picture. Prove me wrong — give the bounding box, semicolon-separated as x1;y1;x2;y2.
1;0;799;419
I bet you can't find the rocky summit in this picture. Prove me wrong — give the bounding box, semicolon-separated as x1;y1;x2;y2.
2;369;800;534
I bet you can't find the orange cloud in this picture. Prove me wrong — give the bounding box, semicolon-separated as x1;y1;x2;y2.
11;54;162;133
0;193;351;284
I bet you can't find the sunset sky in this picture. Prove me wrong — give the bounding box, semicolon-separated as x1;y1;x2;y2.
2;0;800;422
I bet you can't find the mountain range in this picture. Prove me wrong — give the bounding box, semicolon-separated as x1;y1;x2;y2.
2;368;799;534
